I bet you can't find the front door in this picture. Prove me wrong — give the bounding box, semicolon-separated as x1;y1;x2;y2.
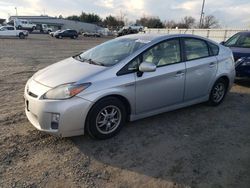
135;38;186;114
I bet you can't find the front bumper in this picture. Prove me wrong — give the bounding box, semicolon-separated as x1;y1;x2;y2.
24;79;93;137
235;66;250;77
235;58;250;77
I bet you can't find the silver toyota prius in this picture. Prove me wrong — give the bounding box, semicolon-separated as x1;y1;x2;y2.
24;34;235;139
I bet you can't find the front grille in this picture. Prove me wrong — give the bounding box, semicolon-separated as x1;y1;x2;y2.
28;91;38;98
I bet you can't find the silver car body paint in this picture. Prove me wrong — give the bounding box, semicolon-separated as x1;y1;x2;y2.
24;34;235;137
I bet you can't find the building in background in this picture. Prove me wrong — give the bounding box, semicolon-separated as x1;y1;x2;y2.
9;15;103;33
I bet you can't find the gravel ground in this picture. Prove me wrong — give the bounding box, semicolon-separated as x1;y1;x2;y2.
0;34;250;188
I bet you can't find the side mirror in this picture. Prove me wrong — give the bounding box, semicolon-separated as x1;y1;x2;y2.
139;62;156;72
220;41;225;45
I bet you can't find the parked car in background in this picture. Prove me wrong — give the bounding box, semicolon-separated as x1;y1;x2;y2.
82;32;101;37
36;24;53;33
222;31;250;77
50;30;61;37
15;19;36;32
0;26;28;39
54;29;78;39
24;34;235;139
123;24;144;31
117;28;139;37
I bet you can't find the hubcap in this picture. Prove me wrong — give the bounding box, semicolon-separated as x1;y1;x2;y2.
96;105;121;134
212;82;225;103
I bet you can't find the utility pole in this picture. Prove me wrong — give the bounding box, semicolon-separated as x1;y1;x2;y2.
199;0;205;28
15;7;18;16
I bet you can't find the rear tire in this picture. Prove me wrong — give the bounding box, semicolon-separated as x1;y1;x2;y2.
19;33;25;39
208;78;228;106
86;97;126;139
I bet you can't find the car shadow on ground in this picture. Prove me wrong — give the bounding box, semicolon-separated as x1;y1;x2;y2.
71;91;250;188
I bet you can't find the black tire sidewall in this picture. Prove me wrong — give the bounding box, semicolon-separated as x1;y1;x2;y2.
86;97;126;139
208;78;228;106
19;33;25;39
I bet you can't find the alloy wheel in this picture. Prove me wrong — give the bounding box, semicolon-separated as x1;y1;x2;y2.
95;105;121;134
212;82;225;103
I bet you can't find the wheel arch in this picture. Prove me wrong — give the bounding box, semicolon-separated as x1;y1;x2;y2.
84;94;131;132
216;75;230;90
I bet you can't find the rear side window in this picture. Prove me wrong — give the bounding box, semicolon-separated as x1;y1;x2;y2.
208;42;219;56
183;38;209;61
7;27;14;30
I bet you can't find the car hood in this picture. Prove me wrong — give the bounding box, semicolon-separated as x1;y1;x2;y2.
230;47;250;61
33;57;106;87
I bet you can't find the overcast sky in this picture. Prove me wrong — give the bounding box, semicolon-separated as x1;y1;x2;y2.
0;0;250;27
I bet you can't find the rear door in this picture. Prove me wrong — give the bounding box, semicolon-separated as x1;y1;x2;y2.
182;37;218;101
7;27;17;37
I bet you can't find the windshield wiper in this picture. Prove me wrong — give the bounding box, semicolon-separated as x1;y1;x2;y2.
87;59;105;66
74;55;105;66
73;54;86;62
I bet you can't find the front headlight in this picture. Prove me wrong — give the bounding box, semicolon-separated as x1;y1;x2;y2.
43;83;91;100
235;57;250;66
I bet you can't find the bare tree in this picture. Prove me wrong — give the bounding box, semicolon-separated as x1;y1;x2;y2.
202;15;219;28
164;16;196;29
136;16;164;28
164;20;177;28
181;16;196;29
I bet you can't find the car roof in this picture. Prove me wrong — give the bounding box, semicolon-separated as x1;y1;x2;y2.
236;31;250;35
120;33;216;44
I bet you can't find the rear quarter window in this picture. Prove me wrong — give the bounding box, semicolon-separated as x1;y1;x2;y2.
208;42;219;56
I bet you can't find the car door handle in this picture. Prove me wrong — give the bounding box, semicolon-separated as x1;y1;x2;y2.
175;71;185;77
209;62;216;67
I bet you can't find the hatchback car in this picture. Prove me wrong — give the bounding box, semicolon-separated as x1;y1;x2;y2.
54;29;78;39
222;32;250;77
24;34;235;139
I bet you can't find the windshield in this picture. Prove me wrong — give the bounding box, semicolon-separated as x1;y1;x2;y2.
225;33;250;48
75;38;148;67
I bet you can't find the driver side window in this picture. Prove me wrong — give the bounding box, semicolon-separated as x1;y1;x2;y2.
142;39;181;67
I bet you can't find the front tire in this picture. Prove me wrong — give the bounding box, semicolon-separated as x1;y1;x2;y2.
208;78;228;106
86;97;126;139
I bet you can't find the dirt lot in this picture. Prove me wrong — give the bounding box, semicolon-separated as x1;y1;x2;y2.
0;34;250;188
